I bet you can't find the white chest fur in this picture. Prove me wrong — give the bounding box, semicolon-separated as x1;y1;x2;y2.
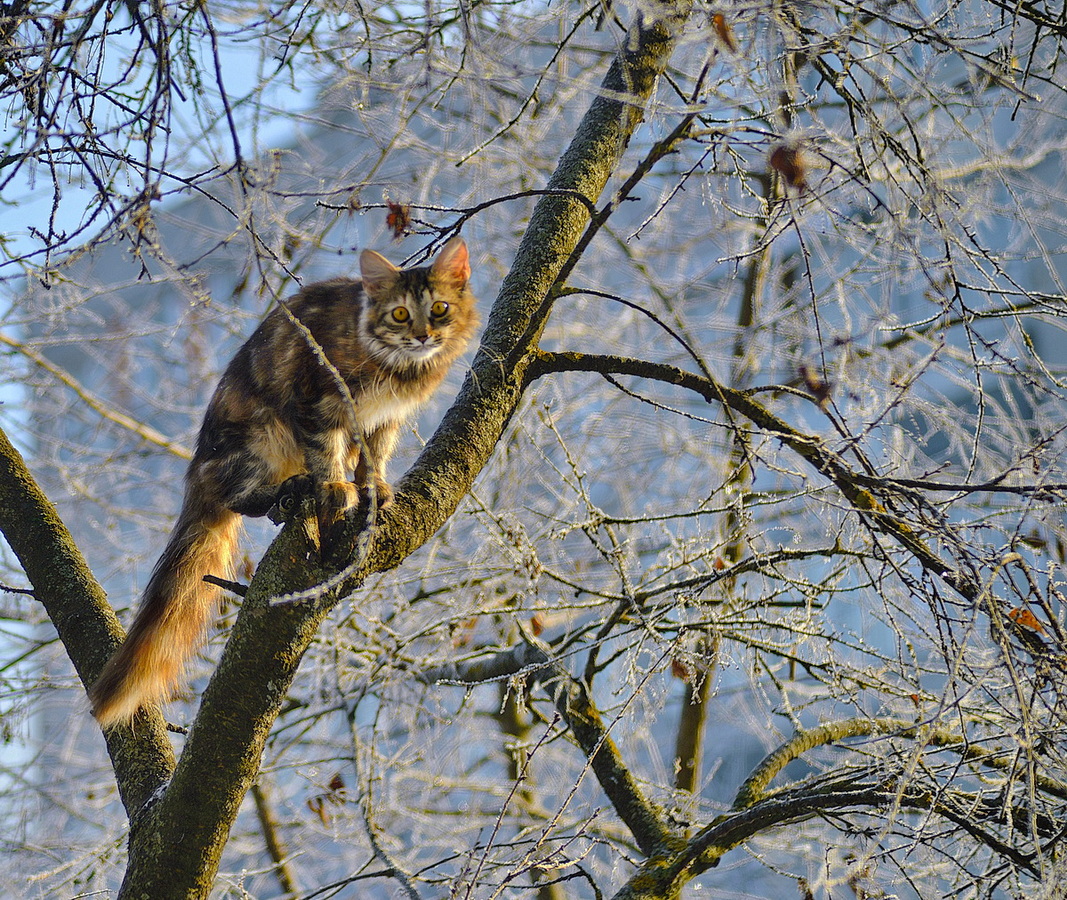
353;377;426;433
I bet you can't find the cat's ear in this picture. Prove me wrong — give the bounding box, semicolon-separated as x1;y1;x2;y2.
430;237;470;285
360;249;400;295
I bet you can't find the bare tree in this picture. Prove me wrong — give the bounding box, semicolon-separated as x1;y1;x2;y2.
2;1;1067;898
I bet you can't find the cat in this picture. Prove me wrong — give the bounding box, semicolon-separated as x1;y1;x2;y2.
89;236;477;728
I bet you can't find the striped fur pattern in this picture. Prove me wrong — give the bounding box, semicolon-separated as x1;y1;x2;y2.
90;238;477;727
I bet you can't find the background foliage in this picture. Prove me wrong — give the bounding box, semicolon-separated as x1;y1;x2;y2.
2;1;1067;898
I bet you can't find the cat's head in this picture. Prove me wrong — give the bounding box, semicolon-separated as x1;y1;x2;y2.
358;237;477;370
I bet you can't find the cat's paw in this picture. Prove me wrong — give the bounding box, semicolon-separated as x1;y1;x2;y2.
268;474;316;524
316;481;362;532
359;476;394;511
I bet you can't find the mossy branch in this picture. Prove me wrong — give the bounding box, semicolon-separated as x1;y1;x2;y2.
0;425;175;815
734;717;1067;810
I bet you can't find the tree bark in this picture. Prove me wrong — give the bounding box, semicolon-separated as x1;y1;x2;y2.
0;427;175;814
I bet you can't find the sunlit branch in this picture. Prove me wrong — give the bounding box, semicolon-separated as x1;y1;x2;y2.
0;332;193;460
529;350;985;599
421;636;679;857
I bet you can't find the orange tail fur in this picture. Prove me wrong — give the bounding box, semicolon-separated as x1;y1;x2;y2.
90;499;241;728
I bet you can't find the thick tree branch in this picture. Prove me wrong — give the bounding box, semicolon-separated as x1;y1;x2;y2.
673;661;714;795
612;772;1047;900
118;495;331;899
611;779;898;900
735;717;1067;810
0;425;175;814
732;717;914;810
541;658;681;856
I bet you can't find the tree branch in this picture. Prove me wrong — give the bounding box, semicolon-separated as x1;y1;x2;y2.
118;495;330;899
542;656;681;857
735;717;1067;810
529;350;985;602
610;774;1045;899
424;636;680;857
0;425;175;815
250;780;300;898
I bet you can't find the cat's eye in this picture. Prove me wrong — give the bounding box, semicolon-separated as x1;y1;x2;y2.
430;300;449;317
391;307;410;323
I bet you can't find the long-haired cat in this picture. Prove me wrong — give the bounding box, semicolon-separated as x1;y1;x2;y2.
90;237;477;727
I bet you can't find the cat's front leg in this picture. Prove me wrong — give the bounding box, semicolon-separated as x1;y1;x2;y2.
299;429;364;535
354;421;401;509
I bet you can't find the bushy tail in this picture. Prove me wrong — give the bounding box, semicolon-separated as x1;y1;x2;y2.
90;499;241;728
